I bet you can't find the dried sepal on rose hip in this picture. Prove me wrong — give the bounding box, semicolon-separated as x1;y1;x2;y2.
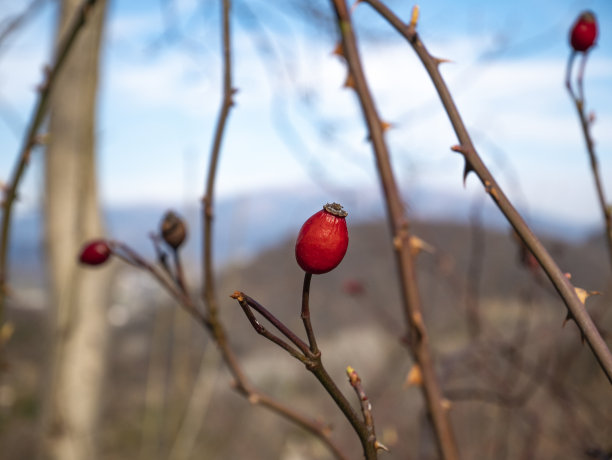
160;210;187;250
570;11;597;52
295;203;349;275
79;239;112;266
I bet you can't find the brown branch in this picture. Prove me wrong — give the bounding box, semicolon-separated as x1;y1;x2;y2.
237;292;311;357
565;50;612;269
172;248;189;295
112;246;349;459
233;293;309;363
232;291;379;459
362;0;612;384
110;241;208;327
196;2;350;459
329;1;460;459
0;0;98;332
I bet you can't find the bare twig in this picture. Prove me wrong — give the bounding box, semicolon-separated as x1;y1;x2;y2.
110;241;207;327
172;248;189;295
347;366;388;453
0;0;98;333
362;0;612;384
232;289;379;459
301;272;320;353
329;1;460;459
565;50;612;269
232;292;309;362
196;2;350;458
0;0;47;56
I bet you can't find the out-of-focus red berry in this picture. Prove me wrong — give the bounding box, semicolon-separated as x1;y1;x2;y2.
342;279;365;296
79;239;111;266
570;11;597;52
295;203;349;275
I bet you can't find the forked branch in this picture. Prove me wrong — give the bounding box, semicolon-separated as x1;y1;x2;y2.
232;273;382;459
362;0;612;384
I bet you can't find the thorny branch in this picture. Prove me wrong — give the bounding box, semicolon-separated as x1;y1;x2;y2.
0;0;99;338
362;0;612;384
329;1;461;459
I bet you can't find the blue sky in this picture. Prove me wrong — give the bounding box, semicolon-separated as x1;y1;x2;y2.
1;0;611;229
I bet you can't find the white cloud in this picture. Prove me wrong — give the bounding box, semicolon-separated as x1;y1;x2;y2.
106;51;217;114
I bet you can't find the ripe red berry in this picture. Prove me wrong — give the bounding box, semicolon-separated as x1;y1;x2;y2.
570;11;597;52
295;203;349;275
79;239;111;266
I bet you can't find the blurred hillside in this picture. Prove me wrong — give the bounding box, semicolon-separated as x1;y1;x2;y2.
1;214;611;459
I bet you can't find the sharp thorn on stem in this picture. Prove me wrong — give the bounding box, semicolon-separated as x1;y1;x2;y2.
409;5;420;29
375;440;390;452
332;41;345;59
343;71;356;89
462;161;474;186
433;56;453;66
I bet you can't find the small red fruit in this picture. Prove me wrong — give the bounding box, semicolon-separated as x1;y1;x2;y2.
570;11;597;52
295;203;349;275
79;239;111;266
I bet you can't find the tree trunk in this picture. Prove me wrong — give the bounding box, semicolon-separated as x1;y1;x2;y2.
41;1;110;459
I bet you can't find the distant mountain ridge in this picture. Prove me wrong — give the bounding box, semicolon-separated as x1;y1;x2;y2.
8;185;599;282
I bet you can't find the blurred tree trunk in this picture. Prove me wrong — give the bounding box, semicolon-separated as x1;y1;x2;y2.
40;1;110;459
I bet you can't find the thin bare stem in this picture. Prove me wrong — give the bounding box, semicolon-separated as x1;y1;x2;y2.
236;292;312;357
565;51;577;97
363;0;612;384
172;248;188;295
310;362;378;460
301;272;319;353
347;366;388;453
565;50;612;269
149;232;172;278
0;0;98;332
110;242;207;327
202;0;236;327
196;2;350;458
233;293;308;363
329;1;460;459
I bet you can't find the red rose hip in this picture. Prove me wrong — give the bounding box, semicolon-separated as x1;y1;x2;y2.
295;203;349;275
570;11;597;52
79;239;111;266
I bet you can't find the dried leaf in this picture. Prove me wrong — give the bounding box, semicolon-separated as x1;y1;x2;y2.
404;364;423;387
0;322;14;346
409;236;435;256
